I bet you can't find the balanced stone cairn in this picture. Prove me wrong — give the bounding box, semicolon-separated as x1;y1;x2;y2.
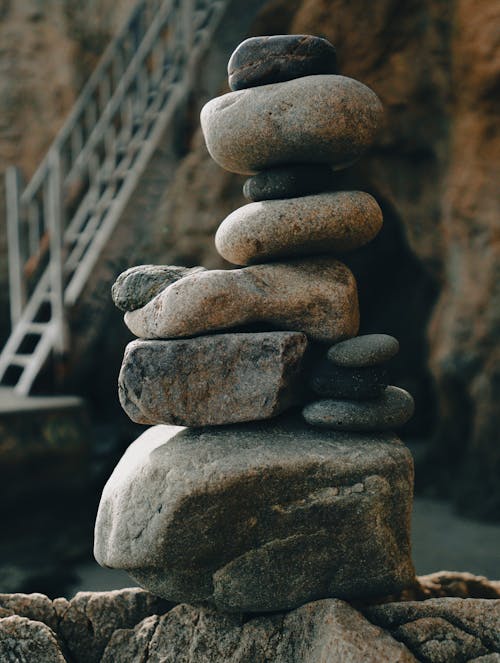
95;35;417;615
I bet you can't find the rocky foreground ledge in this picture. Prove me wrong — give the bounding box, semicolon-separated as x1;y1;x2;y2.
0;572;498;662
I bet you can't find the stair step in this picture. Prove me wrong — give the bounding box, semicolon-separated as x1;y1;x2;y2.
10;354;31;367
24;323;49;335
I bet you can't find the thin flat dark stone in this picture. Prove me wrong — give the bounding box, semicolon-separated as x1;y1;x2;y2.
309;363;388;400
243;164;334;201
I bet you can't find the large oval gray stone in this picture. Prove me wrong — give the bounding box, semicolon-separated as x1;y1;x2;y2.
215;191;383;265
94;419;415;613
200;75;383;175
119;332;308;426
124;258;359;344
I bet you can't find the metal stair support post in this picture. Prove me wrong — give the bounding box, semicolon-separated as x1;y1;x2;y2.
6;166;23;328
46;149;66;355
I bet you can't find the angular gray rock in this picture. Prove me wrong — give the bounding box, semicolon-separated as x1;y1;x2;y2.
200;75;384;174
124;258;359;344
102;600;417;663
0;616;66;663
119;333;308;427
328;334;400;367
94;419;415;612
303;386;415;431
215;191;383;265
112;265;205;312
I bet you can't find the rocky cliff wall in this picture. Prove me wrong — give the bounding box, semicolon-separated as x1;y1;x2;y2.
146;0;500;519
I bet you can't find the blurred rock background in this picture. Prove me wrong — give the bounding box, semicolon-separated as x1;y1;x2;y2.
0;0;499;595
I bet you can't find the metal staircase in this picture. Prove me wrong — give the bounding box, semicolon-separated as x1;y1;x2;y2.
0;0;228;395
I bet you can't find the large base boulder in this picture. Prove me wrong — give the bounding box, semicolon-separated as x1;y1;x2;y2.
94;418;415;612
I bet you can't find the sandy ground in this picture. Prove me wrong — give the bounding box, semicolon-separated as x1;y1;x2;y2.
69;496;500;596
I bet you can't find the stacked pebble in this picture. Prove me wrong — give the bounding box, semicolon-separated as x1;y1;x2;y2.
304;334;414;431
94;35;417;614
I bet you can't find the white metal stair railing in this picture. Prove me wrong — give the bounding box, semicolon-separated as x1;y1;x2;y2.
0;0;228;395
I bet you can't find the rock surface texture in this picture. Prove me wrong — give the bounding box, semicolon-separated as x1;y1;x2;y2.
119;333;308;426
1;580;499;662
200;75;384;174
215;191;383;265
94;421;415;612
123;258;359;343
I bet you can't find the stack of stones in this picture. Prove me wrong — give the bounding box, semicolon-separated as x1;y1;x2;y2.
95;36;416;615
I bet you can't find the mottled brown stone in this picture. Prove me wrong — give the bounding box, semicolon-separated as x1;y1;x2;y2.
215;191;383;265
123;258;359;344
200;75;384;175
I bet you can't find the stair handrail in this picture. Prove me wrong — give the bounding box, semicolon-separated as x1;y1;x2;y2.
3;0;228;395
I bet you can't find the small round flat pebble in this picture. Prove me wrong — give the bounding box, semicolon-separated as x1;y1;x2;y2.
228;35;338;91
302;386;414;431
309;363;387;400
243;164;334;201
328;334;399;368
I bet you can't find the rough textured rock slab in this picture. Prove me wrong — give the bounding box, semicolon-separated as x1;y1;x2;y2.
243;164;334;202
112;265;205;312
0;589;171;663
57;588;172;663
1;577;498;662
102;600;417;663
215;191;383;265
94;419;415;612
124;258;359;343
118;333;308;426
228;34;338;90
365;597;500;661
303;386;415;431
328;334;400;367
200;75;383;174
0;616;66;663
309;363;387;400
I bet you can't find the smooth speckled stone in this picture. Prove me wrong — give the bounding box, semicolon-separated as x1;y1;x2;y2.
243;164;334;202
200;75;384;175
112;264;205;312
94;418;415;612
124;258;359;344
119;333;308;427
216;191;383;266
309;363;387;400
303;386;415;431
328;334;400;367
228;35;338;91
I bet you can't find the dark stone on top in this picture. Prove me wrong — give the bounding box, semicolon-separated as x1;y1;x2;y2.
328;334;400;368
243;164;334;201
309;363;387;400
228;35;338;91
303;386;415;431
